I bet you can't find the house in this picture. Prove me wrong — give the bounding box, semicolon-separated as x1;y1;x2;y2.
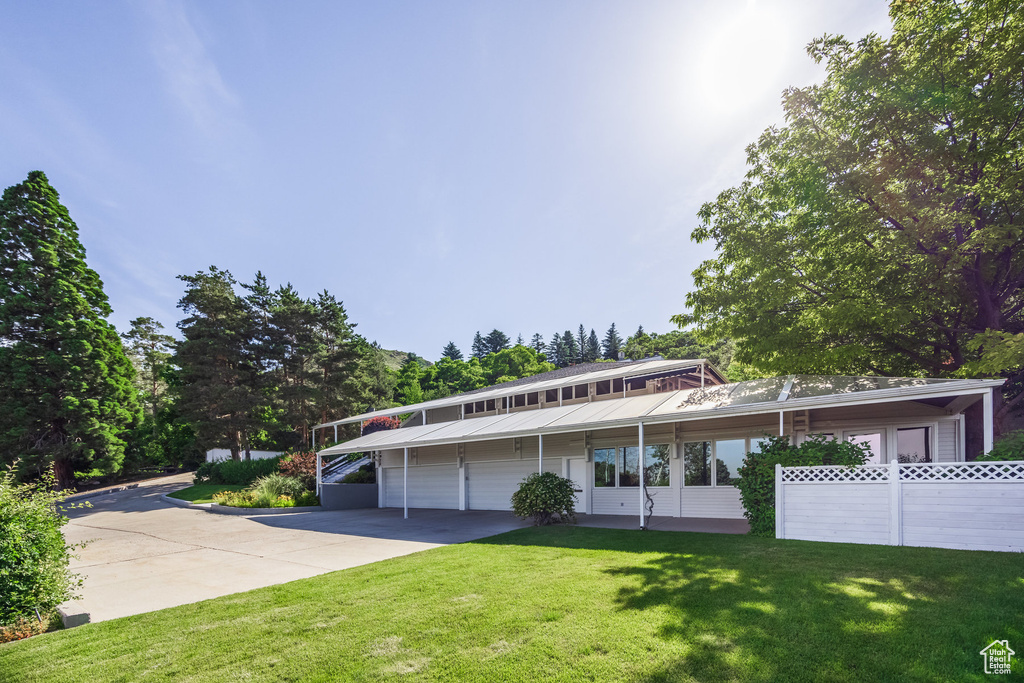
313;358;1002;523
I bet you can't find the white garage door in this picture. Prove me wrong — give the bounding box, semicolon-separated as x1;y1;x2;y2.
467;460;556;511
383;465;459;509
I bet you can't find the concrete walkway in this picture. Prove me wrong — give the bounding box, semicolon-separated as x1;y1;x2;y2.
59;475;529;625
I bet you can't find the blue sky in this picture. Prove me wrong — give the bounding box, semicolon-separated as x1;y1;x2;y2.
1;1;892;359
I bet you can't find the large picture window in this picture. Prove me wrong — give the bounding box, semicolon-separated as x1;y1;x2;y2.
594;444;672;487
683;438;757;487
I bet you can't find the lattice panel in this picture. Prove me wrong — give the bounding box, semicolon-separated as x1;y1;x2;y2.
782;465;890;483
900;462;1024;482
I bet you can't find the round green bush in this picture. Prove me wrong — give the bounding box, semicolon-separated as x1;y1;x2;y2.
977;430;1024;461
510;471;577;526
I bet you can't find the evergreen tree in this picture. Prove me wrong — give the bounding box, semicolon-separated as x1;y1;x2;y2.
529;333;546;354
484;329;511;354
121;317;176;421
0;171;141;487
471;331;487;359
515;333;524;346
311;290;361;429
602;323;623;360
175;267;256;461
548;332;566;367
562;330;579;365
441;341;463;360
577;325;588;364
585;329;601;363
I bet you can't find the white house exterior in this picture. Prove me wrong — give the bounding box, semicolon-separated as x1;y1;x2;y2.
314;358;1003;525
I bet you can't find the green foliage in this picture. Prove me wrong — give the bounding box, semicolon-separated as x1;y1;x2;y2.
213;474;317;508
0;464;87;625
121;317;175;421
0;171;142;488
341;463;376;484
735;435;870;537
193;456;283;486
441;342;463;361
976;430;1024;461
478;346;555;386
510;471;577;526
601;323;622;360
677;0;1024;426
278;451;317;490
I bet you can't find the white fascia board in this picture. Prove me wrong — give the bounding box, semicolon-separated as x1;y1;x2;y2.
318;379;1003;455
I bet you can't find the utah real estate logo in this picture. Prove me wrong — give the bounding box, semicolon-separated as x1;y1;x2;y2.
980;640;1014;675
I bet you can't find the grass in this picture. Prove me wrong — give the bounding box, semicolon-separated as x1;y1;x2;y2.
1;527;1021;682
165;484;246;504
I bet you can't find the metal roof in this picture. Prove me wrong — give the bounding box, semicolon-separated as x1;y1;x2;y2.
315;357;720;428
317;375;1003;456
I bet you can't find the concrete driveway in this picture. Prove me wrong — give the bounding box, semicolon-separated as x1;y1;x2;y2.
59;475;528;624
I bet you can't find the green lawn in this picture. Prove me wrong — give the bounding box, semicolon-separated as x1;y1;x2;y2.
1;527;1020;682
165;484;246;504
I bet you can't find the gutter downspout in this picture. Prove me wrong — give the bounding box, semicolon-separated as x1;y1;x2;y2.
403;447;409;520
639;421;646;529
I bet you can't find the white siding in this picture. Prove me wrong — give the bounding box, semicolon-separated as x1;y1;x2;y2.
936;421;958;462
782;483;891;545
679;487;745;519
902;482;1024;551
382;464;459;509
592;487;675;516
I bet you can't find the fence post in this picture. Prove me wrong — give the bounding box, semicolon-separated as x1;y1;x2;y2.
775;463;784;539
889;460;901;546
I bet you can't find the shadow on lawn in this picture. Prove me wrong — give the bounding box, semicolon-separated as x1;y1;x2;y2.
473;526;1023;682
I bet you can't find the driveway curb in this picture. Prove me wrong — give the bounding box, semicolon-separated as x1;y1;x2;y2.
160;493;321;515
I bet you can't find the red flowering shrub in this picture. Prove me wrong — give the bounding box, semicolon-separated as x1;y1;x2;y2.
279;451;317;490
362;416;401;435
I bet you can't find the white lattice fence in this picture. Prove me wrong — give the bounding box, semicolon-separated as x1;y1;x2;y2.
776;461;1024;552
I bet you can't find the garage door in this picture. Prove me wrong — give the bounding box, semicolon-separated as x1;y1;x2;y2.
467;460;557;511
383;465;459;509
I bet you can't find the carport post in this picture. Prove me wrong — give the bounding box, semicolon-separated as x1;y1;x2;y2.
983;388;994;453
316;451;322;497
333;424;337;444
403;447;409;519
639;421;646;529
538;434;544;474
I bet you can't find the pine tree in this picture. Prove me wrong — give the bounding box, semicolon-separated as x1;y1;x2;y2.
602;323;623;360
311;290;361;429
484;329;511;354
121;317;175;422
0;171;141;487
471;331;487;359
548;332;565;367
585;329;601;363
577;325;588;364
515;333;524;346
529;333;546;354
441;342;463;360
562;330;579;365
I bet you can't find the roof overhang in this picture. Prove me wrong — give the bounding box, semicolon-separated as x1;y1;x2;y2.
317;377;1004;456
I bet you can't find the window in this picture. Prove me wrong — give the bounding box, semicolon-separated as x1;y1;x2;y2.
562;386;573;400
485;399;495;412
574;384;589;399
644;444;671;487
619;446;639;487
683;438;751;487
612;378;624;393
527;392;539;406
596;380;611;395
845;432;883;464
594;448;616;487
464;403;474;415
501;397;508;410
897;427;931;463
474;401;485;413
545;389;558;403
593;444;672;488
684;441;711;486
513;394;526;408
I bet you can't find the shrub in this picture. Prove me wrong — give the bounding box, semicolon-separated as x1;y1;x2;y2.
510;472;577;526
735;435;870;537
279;451;317;489
341;463;376;484
977;430;1024;461
0;463;87;631
193;456;283;486
362;416;401;435
212;475;318;509
0;614;57;643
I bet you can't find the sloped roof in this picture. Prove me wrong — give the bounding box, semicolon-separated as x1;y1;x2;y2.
315;357;722;427
317;375;1002;456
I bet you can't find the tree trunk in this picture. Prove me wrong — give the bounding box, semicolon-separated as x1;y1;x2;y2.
52;457;75;491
